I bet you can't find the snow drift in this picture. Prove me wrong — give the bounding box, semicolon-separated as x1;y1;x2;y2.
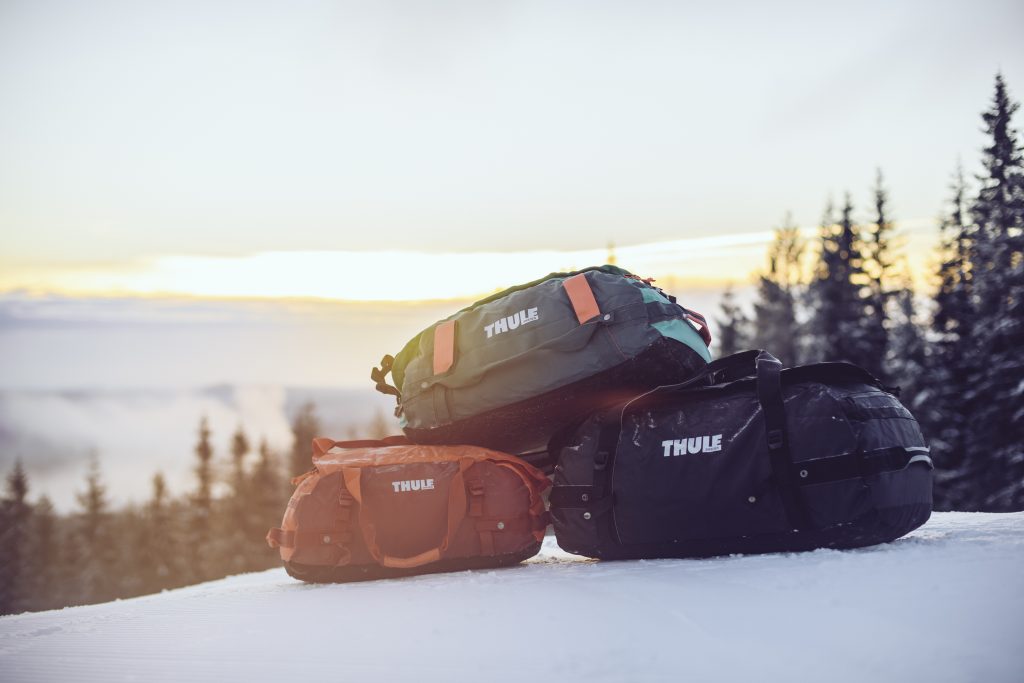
1;511;1021;683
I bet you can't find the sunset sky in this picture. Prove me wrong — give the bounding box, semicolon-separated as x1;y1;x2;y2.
1;1;1023;511
2;1;1023;302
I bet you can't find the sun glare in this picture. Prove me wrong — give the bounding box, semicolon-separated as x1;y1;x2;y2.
0;228;939;302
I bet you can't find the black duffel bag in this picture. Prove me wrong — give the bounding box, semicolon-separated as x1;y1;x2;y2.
550;350;933;559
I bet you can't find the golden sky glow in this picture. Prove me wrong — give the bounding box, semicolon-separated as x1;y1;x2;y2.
0;225;940;302
2;3;1019;281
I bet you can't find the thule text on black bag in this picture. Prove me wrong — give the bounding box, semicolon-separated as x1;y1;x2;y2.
550;350;933;559
371;265;712;459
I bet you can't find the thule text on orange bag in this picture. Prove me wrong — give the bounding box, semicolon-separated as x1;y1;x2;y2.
267;437;550;582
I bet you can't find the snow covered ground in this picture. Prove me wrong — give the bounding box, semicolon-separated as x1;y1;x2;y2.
1;511;1022;683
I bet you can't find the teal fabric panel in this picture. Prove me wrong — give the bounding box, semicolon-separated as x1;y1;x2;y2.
640;287;670;304
652;319;712;362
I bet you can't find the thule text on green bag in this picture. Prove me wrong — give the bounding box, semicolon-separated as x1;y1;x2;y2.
485;307;538;339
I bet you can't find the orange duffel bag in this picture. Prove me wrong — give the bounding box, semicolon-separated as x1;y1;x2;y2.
267;436;551;582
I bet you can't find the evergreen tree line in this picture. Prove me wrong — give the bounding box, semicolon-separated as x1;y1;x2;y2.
716;74;1024;512
0;402;395;615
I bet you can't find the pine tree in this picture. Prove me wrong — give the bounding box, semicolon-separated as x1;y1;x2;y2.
114;504;148;599
56;508;86;607
715;284;749;357
922;165;976;510
965;73;1024;511
230;426;249;498
24;495;59;612
751;214;803;365
886;270;926;408
933;164;973;344
76;454;116;604
225;426;252;573
249;438;285;569
138;473;183;594
862;169;895;380
805;199;838;361
806;195;876;371
0;460;31;614
289;402;321;478
189;417;215;581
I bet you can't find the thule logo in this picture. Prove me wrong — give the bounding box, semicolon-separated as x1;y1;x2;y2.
391;479;435;493
485;308;539;339
661;435;723;456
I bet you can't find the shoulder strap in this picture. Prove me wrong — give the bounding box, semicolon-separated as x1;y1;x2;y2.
590;414;624;546
755;354;812;531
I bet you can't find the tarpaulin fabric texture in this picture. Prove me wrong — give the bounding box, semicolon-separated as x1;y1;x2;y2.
268;437;551;582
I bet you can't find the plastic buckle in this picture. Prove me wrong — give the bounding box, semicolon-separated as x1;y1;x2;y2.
594;450;609;471
468;480;485;517
766;429;784;450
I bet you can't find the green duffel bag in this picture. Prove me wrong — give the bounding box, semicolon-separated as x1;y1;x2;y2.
371;265;712;462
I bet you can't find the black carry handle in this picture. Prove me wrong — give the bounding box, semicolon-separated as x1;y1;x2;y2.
370;354;401;399
618;349;776;418
665;349;776;393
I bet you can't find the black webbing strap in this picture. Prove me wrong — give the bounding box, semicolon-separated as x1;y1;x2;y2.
580;415;622;546
651;349;762;394
793;446;933;486
590;417;621;508
755;354;813;531
549;485;593;508
548;485;615;516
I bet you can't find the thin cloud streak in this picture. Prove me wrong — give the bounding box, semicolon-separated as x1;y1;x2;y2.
1;222;940;302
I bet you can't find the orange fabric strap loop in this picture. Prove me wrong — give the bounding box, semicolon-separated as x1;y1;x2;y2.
311;435;410;460
563;273;601;324
265;527;351;549
433;319;456;375
494;460;551;542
